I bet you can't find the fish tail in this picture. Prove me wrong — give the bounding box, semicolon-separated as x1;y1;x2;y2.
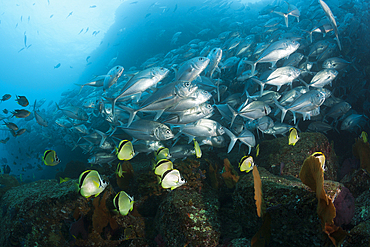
250;77;265;97
244;60;256;78
74;83;85;94
95;129;107;147
119;105;137;127
227;104;238;127
224;128;238;153
273;98;287;123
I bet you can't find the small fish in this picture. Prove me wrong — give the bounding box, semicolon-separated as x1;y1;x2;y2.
42;150;61;166
239;156;255;173
86;56;91;62
78;170;108;198
360;131;368;143
256;144;260;157
1;94;11;102
24;31;27;47
193;139;202;158
89;5;96;8
11;109;31;118
145;13;151;18
15;95;29;106
66;11;73;19
54;63;61;69
154;147;171;161
160;169;186;190
115;163;127;178
18;47;25;53
312;152;326;171
50;14;54;18
3;121;19;131
59;177;71;183
78;28;84;34
113;191;134;216
115;140;135;160
288;127;299;146
153;159;173;177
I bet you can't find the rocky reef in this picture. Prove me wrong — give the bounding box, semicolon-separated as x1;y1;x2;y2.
0;132;369;246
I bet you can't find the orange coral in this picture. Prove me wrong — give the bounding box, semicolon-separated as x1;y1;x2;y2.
252;165;265;218
352;138;370;173
92;190;118;234
221;158;240;188
208;163;219;189
299;155;347;246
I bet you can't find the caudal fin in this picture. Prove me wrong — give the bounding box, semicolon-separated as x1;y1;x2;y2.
273;98;288;123
224;128;238;153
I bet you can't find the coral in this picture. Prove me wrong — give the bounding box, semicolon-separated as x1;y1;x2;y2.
233;167;325;246
341;168;370;197
69;215;88;240
333;186;355;226
251;212;271;247
352;138;370;174
0;174;20;198
221;158;239;189
299;155;348;246
92;189;118;235
252;166;265;218
339;157;360;181
208;162;219;189
156;187;220;246
256;132;338;180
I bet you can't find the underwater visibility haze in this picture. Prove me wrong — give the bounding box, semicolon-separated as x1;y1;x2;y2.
0;0;370;246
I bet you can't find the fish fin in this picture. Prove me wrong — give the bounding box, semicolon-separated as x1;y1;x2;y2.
227;104;238;127
95;129;107;147
224;128;238;153
244;60;256;78
119;105;137;127
154;110;165;121
273;98;287;123
250;77;265;97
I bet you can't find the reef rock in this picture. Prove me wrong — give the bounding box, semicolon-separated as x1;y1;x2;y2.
233;167;347;246
156;187;220;246
255;132;338;180
0;174;20;199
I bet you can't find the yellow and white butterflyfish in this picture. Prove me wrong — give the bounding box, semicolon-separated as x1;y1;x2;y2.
239;156;255;173
42;150;61;166
116;140;135;160
113;191;134;216
160;169;186;190
78;170;108;198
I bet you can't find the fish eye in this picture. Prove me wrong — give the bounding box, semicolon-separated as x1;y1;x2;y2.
199;57;204;61
160;67;164;70
166;130;171;134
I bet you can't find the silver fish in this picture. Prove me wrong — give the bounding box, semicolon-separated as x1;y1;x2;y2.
175;57;210;82
103;65;124;91
121;119;174;141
